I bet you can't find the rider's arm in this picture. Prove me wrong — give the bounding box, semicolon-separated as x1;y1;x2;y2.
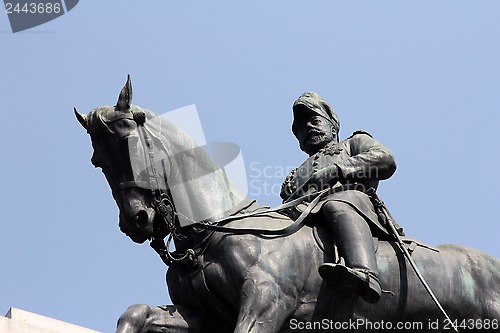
335;132;396;182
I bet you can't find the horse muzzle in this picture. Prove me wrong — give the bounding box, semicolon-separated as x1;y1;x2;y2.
119;207;156;244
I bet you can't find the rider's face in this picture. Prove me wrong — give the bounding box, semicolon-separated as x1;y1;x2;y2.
295;115;337;155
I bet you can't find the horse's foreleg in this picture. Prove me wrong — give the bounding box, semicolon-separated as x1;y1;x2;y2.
234;270;295;333
116;304;206;333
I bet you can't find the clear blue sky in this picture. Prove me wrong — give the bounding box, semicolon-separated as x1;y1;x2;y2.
1;2;499;332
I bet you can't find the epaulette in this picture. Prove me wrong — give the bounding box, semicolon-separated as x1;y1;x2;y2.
348;130;373;139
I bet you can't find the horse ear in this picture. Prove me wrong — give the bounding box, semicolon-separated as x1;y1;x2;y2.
115;74;133;111
74;107;88;130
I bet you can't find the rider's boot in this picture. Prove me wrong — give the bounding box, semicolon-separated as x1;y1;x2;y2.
318;211;381;303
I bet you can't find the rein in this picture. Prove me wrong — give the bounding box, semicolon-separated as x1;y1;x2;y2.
149;189;329;267
191;188;330;235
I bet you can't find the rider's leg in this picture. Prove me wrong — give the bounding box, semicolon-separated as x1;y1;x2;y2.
318;200;381;303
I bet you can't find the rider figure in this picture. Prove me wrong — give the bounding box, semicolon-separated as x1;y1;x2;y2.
280;92;397;303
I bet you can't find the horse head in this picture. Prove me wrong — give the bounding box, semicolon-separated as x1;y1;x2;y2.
75;75;173;243
75;76;249;245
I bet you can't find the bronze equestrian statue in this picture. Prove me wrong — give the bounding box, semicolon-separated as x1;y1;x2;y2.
75;76;500;332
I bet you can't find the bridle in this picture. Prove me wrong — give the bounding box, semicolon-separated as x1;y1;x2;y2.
109;109;187;261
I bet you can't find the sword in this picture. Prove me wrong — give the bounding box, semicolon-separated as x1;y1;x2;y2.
368;189;459;333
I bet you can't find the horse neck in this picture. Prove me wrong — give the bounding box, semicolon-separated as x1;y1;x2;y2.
146;113;250;227
168;164;249;227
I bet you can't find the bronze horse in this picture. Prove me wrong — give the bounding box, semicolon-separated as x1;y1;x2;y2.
75;77;500;332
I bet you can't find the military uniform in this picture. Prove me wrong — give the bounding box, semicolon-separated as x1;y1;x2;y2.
281;130;396;237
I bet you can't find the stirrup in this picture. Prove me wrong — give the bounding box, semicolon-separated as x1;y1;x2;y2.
318;263;381;303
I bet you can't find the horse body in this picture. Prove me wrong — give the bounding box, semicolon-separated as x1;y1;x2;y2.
167;218;500;332
76;77;500;333
116;213;500;332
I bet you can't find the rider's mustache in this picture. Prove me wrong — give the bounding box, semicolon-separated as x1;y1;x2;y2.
306;127;326;136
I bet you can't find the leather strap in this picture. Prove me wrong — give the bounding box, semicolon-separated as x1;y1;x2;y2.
193;187;331;236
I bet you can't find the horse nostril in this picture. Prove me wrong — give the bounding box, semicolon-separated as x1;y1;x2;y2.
134;210;149;228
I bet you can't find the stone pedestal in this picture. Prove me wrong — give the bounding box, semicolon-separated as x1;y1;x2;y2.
0;307;101;333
